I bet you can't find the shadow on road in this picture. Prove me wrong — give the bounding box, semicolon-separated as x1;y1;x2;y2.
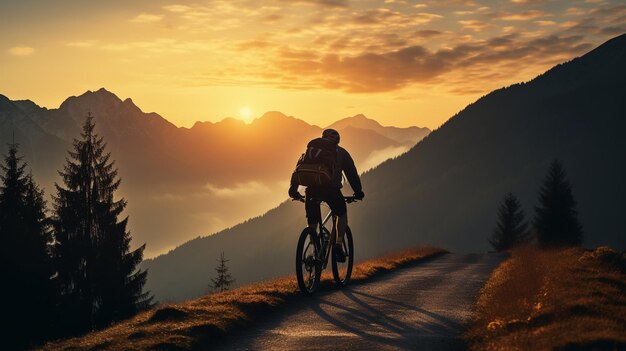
308;287;465;349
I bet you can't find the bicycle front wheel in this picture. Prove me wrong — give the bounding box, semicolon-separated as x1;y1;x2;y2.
296;227;321;295
332;226;354;287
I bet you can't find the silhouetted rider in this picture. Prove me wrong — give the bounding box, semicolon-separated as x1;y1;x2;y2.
289;129;365;262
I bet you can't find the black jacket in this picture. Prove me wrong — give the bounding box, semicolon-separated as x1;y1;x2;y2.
332;146;362;193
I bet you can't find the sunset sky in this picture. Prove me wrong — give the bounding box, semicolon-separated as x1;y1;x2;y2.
1;0;624;129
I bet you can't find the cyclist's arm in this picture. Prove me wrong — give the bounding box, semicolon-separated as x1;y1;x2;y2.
342;150;362;194
288;177;302;199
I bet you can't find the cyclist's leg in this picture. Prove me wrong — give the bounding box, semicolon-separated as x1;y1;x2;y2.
305;187;321;230
336;213;348;242
325;188;347;242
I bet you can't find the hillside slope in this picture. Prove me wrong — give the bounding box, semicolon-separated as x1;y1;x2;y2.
0;95;68;181
142;34;626;302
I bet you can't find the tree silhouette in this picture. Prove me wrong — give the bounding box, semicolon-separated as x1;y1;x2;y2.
211;252;235;292
0;143;55;349
52;114;152;334
533;160;583;247
489;193;530;251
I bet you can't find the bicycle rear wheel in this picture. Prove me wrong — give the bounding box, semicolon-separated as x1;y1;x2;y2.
296;227;321;295
331;226;354;287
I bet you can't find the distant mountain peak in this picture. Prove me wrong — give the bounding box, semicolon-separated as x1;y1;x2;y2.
86;87;121;101
260;111;288;119
351;114;382;126
351;113;369;120
80;87;121;101
255;111;313;129
12;99;44;115
60;87;123;111
221;117;246;125
327;113;383;130
122;97;140;109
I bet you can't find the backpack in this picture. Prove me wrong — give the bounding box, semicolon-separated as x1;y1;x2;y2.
291;137;338;187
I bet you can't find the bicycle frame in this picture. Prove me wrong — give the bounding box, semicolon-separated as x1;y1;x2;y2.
317;207;336;269
314;196;357;269
321;207;334;229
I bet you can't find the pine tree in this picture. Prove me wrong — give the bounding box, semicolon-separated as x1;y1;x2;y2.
533;159;583;247
211;252;235;292
52;114;152;334
0;143;55;349
489;193;530;251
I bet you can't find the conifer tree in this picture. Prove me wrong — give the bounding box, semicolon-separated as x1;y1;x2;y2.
211;252;235;292
533;159;583;247
52;114;152;333
0;143;55;349
489;193;530;251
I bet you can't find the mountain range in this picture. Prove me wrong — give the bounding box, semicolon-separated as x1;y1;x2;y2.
141;34;626;302
0;92;429;256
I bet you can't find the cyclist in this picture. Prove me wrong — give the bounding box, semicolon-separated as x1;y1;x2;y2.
288;129;365;262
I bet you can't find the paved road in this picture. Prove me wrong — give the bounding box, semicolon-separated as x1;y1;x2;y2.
214;253;507;351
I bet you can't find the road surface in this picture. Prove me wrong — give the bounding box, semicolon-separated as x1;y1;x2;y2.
214;253;506;351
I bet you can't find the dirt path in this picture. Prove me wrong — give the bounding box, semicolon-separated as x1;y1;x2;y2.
214;253;506;351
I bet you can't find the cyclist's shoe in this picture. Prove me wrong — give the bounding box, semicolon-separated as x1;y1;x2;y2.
334;244;347;263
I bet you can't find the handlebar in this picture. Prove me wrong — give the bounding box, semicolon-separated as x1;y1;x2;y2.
344;196;359;203
292;196;360;203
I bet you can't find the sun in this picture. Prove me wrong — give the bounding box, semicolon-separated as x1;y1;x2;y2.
239;106;253;123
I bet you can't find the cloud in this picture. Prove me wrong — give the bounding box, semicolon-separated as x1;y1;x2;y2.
360;146;411;171
535;20;556;26
413;29;445;38
459;20;492;31
276;45;450;92
66;40;96;48
495;10;546;21
205;181;273;198
598;26;626;35
425;0;477;6
262;13;284;23
272;33;592;93
163;2;247;33
555;5;625;35
237;39;274;51
7;46;35;56
131;13;164;23
510;0;549;4
281;0;349;8
455;6;490;16
350;9;442;26
564;7;588;16
163;4;192;13
66;37;220;55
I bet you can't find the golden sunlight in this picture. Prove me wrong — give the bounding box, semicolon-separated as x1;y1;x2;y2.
240;106;253;123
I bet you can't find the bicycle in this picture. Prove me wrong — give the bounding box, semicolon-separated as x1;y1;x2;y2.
294;196;358;295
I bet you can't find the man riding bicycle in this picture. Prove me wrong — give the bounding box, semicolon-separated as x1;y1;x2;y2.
289;129;365;262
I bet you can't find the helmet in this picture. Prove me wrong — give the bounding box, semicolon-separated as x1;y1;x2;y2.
322;128;340;144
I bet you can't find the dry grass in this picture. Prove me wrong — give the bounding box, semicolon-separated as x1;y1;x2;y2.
41;247;445;351
465;246;626;351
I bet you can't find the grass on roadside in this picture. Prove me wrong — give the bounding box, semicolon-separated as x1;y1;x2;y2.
42;247;446;351
465;246;626;350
